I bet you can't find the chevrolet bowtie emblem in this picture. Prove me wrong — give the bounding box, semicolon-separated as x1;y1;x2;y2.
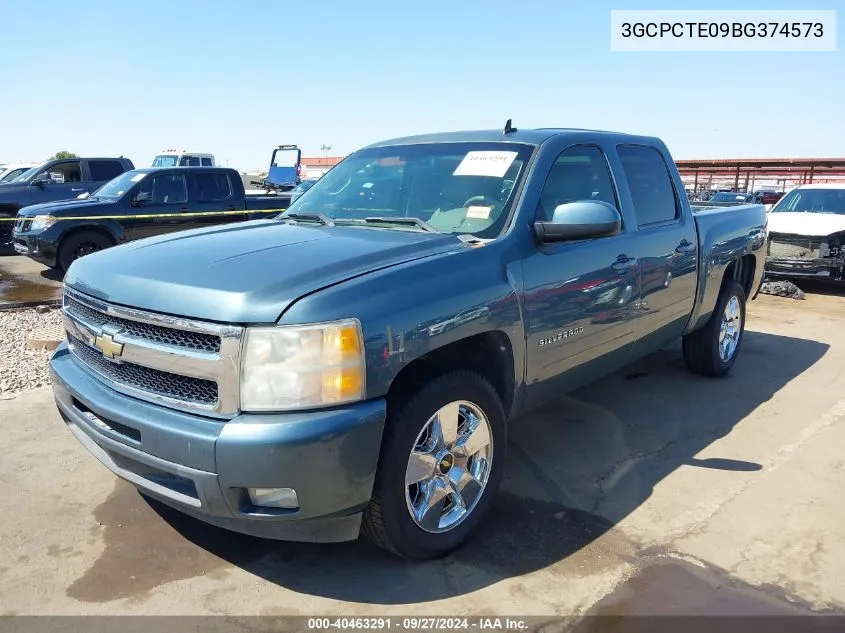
94;332;124;359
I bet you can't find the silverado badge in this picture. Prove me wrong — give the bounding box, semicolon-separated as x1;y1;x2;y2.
539;326;584;347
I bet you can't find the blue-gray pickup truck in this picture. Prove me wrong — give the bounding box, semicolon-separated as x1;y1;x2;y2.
50;126;768;560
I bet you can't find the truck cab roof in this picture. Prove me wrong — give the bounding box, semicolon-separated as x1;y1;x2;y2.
364;127;657;149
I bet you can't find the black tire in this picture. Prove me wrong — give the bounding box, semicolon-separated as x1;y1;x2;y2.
362;370;507;560
682;280;747;377
58;230;113;272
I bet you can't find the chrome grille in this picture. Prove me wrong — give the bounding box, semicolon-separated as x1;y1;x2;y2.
69;335;218;405
768;237;824;260
15;218;32;232
64;295;221;352
61;287;244;417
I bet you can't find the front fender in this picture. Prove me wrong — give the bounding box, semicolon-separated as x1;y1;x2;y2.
278;241;526;405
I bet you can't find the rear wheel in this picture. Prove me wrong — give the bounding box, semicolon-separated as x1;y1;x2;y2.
58;231;113;271
362;371;506;560
683;280;746;377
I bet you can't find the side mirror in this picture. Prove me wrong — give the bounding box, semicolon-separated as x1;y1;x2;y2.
132;191;152;206
534;200;622;243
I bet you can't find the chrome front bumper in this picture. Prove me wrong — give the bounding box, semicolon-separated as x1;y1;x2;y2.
50;343;387;542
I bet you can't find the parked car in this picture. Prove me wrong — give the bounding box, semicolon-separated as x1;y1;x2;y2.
13;167;288;271
708;192;755;204
50;126;767;560
288;177;320;204
0;157;134;253
765;183;845;281
0;163;38;184
753;190;785;206
151;150;215;167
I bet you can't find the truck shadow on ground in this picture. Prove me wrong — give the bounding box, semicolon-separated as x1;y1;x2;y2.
133;330;827;604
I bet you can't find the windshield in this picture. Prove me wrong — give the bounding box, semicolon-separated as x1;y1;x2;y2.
9;167;39;183
152;155;178;167
770;188;845;215
0;168;29;182
282;142;534;239
710;192;751;202
91;171;147;199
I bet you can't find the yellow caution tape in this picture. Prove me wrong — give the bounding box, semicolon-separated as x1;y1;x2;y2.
0;208;289;222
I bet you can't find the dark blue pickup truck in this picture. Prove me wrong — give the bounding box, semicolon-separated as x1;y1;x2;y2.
12;167;289;271
50;126;768;560
0;156;134;253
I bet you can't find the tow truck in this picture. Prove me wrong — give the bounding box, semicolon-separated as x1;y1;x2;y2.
250;145;303;192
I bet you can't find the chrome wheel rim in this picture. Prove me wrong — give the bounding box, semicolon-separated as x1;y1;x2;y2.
404;400;493;533
719;295;742;361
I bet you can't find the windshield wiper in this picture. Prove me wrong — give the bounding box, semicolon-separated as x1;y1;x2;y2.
280;212;335;226
349;216;440;233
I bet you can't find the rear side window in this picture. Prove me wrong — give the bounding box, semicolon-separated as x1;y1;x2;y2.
88;160;125;182
179;155;202;166
195;172;232;202
201;157;213;166
617;145;680;226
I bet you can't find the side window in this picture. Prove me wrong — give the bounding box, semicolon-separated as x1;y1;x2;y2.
137;174;188;204
41;161;82;183
201;157;213;166
536;145;619;222
617;145;680;226
88;160;125;182
179;155;201;166
195;172;232;202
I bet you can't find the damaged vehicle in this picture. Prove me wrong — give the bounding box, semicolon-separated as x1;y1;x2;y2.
765;184;845;281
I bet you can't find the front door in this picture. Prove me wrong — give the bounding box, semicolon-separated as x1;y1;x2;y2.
122;172;194;241
521;144;642;407
31;160;88;204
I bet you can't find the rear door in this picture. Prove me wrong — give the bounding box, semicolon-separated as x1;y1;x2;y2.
86;159;127;191
268;146;302;188
615;144;698;350
191;170;247;229
123;172;196;241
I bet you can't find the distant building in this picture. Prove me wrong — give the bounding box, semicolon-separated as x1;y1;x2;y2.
300;156;344;178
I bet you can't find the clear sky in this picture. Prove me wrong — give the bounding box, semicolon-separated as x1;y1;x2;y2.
1;0;842;170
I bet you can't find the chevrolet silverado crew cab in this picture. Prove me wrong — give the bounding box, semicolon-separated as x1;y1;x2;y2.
50;126;768;560
0;156;134;253
13;167;288;271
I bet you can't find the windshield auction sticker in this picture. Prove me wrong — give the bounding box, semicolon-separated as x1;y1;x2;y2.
454;151;518;178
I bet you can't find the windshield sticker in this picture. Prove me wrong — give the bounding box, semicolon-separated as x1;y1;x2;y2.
130;173;146;182
466;205;492;219
453;151;518;178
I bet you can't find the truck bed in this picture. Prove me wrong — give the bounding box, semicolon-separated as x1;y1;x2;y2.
686;203;769;332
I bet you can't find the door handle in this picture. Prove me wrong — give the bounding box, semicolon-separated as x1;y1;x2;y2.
71;188;84;192
611;256;636;275
675;239;696;254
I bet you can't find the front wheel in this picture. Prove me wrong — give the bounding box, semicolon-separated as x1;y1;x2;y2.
58;230;113;271
362;371;506;560
682;280;747;377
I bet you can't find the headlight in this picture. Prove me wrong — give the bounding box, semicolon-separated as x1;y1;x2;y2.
240;318;366;411
30;215;56;230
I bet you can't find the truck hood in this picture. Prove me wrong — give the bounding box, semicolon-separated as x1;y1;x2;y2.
767;212;845;237
64;220;466;323
17;197;114;217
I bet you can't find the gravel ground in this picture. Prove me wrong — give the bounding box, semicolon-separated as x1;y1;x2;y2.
0;307;63;398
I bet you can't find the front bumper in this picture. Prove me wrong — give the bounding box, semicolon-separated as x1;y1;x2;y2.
12;230;58;267
765;256;845;281
50;342;387;542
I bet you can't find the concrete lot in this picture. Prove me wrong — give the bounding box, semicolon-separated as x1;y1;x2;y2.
1;290;845;619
